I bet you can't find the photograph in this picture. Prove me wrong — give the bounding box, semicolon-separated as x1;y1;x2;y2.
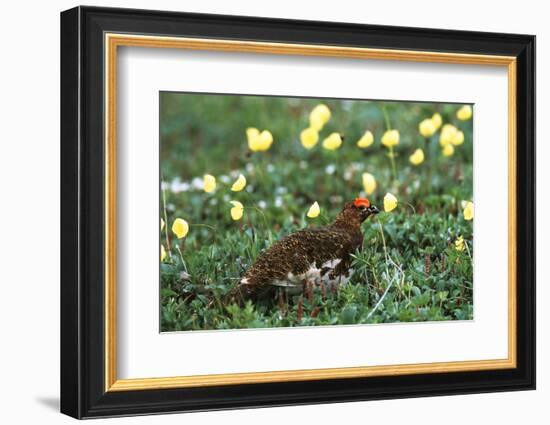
159;92;474;332
57;5;536;419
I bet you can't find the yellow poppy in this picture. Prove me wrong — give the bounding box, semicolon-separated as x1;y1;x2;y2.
231;174;247;192
409;148;425;165
440;124;464;147
248;129;273;152
384;193;398;212
309;113;324;132
362;172;377;195
203;174;216;192
307;201;320;218
440;124;465;147
300;127;319;149
357;130;374;148
457;105;473;121
442;144;455;157
463;201;474;221
381;129;400;147
455;236;465;252
419;118;437;138
309;104;331;131
432;113;443;130
453;130;465;146
161;245;167;262
172;218;189;239
258;130;273;150
322;133;343;151
246;127;260;144
230;201;244;221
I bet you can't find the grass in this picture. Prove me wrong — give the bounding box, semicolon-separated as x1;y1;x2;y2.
160;93;474;332
161;208;473;331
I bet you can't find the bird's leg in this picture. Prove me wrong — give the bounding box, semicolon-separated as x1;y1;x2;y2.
278;289;286;316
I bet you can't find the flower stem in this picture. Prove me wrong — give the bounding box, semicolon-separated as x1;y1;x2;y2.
161;184;172;260
464;238;473;262
190;223;217;232
388;146;398;182
382;105;398;183
405;202;417;215
244;206;269;230
382;105;392;130
175;244;187;272
376;219;389;264
425;136;433;195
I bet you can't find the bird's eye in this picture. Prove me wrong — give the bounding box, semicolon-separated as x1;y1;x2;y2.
359;205;366;211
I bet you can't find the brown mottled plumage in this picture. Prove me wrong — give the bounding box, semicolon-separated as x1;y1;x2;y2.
230;198;379;301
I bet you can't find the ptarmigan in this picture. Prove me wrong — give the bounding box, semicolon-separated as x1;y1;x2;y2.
230;198;379;301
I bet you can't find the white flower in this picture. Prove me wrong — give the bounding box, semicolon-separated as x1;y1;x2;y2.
344;170;353;181
191;177;203;190
325;164;336;175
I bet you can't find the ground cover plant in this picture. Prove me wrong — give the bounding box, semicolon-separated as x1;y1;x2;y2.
159;92;474;331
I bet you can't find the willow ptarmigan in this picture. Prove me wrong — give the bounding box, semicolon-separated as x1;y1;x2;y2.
231;198;379;301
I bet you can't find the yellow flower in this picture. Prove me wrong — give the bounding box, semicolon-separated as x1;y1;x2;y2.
203;174;216;192
453;130;464;146
309;104;331;131
357;130;374;148
247;129;273;152
362;172;377;195
258;130;274;150
172;218;189;239
455;236;465;252
442;144;455;157
384;193;398;212
440;124;463;147
160;218;165;231
307;201;320;218
432;113;442;130
457;105;473;121
161;245;167;262
463;201;474;221
300;127;319;149
409;148;425;165
309;113;324;132
322;132;343;151
246;127;260;144
419;118;437;137
381;129;400;147
231;174;247;192
230;201;244;221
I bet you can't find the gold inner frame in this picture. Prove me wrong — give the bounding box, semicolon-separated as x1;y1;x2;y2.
104;33;517;392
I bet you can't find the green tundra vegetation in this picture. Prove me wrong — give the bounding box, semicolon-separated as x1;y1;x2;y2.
159;92;474;331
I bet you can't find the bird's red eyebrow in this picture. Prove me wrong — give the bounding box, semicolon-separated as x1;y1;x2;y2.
354;198;370;208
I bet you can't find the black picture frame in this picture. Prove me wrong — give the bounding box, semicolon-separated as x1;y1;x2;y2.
61;5;536;419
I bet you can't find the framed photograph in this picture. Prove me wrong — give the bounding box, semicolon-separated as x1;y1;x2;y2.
60;6;536;419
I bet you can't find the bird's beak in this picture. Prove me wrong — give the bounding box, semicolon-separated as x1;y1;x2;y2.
368;205;380;215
